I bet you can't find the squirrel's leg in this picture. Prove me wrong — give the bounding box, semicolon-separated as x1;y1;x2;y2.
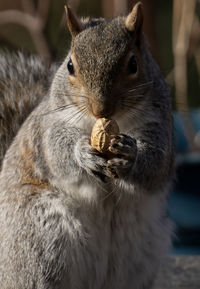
0;186;74;289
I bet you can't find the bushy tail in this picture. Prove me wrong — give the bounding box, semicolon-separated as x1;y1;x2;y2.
0;52;56;169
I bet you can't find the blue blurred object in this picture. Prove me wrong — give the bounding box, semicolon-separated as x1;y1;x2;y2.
168;110;200;255
173;113;189;153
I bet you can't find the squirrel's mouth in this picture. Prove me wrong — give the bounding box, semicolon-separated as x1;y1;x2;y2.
91;101;115;119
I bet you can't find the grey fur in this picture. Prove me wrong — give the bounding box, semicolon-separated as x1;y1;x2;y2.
0;52;57;169
0;7;174;289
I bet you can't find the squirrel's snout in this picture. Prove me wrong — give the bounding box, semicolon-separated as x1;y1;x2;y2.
91;101;114;118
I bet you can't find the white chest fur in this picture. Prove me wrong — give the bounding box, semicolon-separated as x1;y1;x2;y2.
59;182;171;289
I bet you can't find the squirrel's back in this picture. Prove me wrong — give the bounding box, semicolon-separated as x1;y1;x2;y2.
0;52;56;169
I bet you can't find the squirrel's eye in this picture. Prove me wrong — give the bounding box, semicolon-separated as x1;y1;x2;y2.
67;59;75;75
128;55;137;74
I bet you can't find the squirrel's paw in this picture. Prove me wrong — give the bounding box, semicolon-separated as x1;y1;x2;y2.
75;136;110;182
107;134;137;178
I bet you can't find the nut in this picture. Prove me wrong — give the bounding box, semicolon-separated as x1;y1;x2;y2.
91;118;119;153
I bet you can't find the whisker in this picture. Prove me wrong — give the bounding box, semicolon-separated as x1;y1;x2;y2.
64;107;83;125
100;184;116;202
95;178;111;195
115;187;123;207
120;92;145;99
74;106;88;125
41;103;77;116
119;81;153;95
77;94;90;100
123;105;150;124
122;98;144;105
64;101;88;126
131;80;153;90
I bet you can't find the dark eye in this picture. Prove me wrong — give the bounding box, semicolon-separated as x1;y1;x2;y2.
67;58;75;75
128;55;137;74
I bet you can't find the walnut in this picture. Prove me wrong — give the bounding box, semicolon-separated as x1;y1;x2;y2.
91;118;119;153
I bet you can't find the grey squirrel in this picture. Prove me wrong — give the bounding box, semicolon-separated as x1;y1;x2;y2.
0;3;174;289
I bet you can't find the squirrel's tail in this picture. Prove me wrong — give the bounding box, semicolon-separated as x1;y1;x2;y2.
0;52;56;169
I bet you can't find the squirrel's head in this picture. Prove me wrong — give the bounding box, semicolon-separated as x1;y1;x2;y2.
64;2;149;120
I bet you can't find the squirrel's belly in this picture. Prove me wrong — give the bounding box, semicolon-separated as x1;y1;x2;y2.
64;192;171;289
103;204;171;289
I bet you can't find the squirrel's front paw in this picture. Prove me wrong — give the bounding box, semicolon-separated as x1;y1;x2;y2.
107;134;137;178
75;136;110;182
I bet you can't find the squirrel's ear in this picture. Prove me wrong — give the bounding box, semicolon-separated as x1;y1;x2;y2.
65;5;83;38
125;2;143;35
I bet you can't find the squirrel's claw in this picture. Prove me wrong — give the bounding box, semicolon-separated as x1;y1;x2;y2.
106;134;137;179
75;136;111;182
108;134;137;160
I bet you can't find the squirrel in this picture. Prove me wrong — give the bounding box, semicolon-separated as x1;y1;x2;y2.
0;2;174;289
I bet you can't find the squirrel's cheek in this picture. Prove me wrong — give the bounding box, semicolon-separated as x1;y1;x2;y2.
68;75;77;86
68;73;84;91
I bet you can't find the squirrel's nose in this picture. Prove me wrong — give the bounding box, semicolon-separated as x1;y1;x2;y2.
91;102;114;118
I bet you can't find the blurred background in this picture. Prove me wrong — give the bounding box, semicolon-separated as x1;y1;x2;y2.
0;0;199;255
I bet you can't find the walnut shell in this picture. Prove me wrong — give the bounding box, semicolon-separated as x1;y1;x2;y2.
91;118;119;153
